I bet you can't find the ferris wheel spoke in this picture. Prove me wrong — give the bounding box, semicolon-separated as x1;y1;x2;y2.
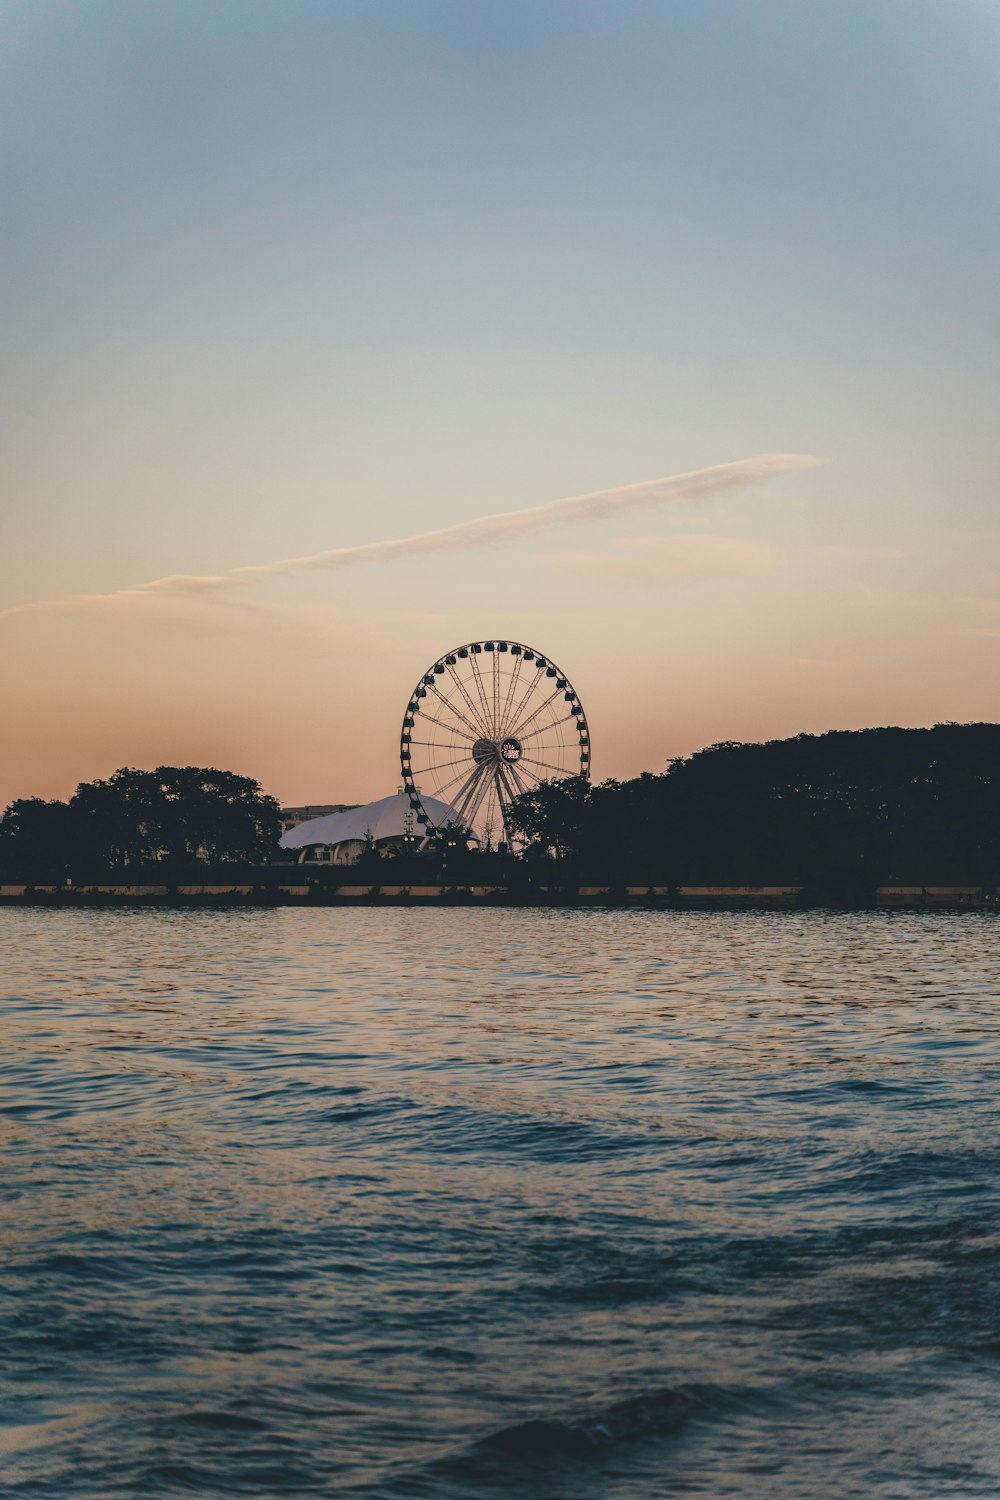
506;664;544;735
416;746;473;772
425;685;485;742
521;752;579;778
467;652;493;729
522;726;573;757
444;662;492;735
509;763;546;791
424;769;475;806
529;722;575;740
444;664;492;739
519;710;567;744
519;687;567;728
439;759;487;817
408;741;471;756
468;653;496;737
524;738;574;756
412;703;474;740
510;687;566;740
498;651;525;731
413;751;479;776
422;752;484;797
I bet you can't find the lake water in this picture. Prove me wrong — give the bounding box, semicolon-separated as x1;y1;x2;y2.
2;907;999;1497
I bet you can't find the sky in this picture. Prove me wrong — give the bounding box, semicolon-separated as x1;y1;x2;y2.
2;0;999;808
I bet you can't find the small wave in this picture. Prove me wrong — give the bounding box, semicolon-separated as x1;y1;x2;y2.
409;1380;771;1495
177;1409;269;1433
479;1387;696;1460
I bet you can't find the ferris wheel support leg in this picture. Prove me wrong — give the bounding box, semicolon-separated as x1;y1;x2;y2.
494;762;524;847
504;761;530;798
450;761;489;828
460;767;495;831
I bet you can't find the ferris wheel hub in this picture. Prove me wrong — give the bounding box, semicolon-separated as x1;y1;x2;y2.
471;735;524;766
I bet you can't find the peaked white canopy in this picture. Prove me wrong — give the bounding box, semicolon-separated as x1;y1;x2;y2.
279;792;466;850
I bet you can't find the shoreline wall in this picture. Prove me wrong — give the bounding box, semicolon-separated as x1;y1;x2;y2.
0;883;992;909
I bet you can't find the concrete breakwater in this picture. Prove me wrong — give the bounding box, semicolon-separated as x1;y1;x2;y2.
0;882;992;908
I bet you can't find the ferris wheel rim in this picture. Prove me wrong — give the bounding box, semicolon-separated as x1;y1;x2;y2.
399;638;590;848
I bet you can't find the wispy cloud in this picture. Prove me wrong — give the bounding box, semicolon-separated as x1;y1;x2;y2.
237;453;817;577
1;452;819;621
560;533;776;584
20;580;348;650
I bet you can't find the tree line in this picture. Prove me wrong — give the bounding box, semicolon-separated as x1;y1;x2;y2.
3;725;999;888
0;767;281;878
505;722;1000;889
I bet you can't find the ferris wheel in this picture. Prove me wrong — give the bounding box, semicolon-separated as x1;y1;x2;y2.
400;640;590;849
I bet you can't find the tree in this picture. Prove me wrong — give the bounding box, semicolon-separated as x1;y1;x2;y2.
0;766;282;876
506;775;592;858
0;798;82;880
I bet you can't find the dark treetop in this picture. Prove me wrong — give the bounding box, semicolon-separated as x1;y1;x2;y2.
505;722;1000;888
0;767;281;878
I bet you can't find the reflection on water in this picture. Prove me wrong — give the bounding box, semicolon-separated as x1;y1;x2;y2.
3;908;999;1496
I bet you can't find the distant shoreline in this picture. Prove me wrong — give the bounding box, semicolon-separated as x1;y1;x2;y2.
0;882;994;910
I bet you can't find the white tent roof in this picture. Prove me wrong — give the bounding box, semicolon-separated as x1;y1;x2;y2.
279;792;465;849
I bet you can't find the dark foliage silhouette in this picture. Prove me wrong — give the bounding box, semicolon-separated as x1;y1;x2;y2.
0;767;281;878
506;723;1000;887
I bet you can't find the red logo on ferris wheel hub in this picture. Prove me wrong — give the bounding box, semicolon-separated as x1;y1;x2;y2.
500;738;522;761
